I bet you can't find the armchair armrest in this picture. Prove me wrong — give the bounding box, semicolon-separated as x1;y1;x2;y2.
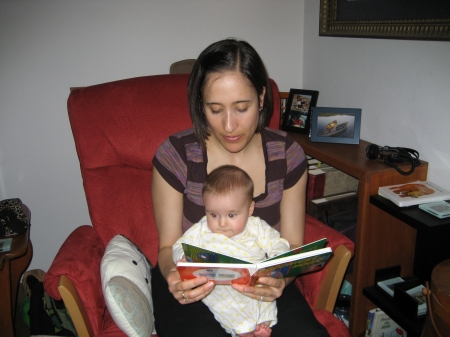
297;215;355;311
43;225;106;336
59;275;94;337
314;244;351;311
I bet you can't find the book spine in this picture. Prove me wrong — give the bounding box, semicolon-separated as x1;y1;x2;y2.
307;170;326;208
365;309;375;337
371;310;385;336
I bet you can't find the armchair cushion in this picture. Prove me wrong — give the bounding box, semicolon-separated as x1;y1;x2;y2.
314;310;351;337
100;235;155;337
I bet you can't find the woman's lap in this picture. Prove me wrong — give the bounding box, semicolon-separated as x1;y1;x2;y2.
151;264;330;337
271;280;329;336
152;264;229;336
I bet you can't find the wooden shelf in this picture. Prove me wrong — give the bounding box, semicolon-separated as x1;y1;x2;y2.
370;195;450;282
370;195;450;235
288;133;428;337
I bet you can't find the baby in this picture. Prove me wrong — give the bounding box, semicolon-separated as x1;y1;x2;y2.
173;165;290;337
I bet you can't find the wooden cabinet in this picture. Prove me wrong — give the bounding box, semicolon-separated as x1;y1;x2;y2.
288;133;428;337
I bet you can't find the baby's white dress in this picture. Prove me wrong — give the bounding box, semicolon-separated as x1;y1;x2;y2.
173;216;290;336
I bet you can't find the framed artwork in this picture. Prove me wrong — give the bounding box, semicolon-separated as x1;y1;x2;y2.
281;89;319;134
310;107;362;144
319;0;450;41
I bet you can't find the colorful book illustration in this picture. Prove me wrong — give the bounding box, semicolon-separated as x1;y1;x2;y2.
177;238;332;285
378;180;450;207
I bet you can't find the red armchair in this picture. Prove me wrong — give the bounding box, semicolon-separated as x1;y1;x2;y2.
43;74;354;337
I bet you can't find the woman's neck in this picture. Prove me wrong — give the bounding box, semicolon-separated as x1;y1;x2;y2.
206;133;266;198
206;133;262;170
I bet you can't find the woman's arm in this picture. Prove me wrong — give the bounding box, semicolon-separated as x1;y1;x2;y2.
152;167;184;278
279;170;307;249
152;167;214;303
277;170;308;287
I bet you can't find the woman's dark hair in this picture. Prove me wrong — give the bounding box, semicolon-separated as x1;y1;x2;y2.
188;38;273;148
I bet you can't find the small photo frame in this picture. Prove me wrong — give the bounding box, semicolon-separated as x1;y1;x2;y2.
310;107;362;144
281;89;319;134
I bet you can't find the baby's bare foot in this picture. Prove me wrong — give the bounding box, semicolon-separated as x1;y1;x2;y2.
254;323;272;337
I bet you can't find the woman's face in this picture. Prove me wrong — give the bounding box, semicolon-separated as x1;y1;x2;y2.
202;71;265;153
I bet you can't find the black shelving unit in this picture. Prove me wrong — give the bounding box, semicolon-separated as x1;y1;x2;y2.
363;285;426;337
370;195;450;281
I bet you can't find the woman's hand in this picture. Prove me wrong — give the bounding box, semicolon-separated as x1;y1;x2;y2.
167;266;215;305
230;276;287;302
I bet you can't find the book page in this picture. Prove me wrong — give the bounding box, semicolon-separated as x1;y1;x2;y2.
264;238;327;262
182;243;251;264
251;248;332;284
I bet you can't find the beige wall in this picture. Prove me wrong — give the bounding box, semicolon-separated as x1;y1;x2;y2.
303;0;450;190
0;0;305;271
1;0;449;271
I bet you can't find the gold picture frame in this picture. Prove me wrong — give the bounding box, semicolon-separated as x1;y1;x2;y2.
319;0;450;41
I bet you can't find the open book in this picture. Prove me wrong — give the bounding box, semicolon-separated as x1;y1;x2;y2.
177;238;332;285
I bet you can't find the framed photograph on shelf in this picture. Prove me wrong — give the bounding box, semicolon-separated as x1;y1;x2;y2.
310;107;362;144
281;89;319;134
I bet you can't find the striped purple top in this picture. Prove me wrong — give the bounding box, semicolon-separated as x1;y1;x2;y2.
153;128;307;233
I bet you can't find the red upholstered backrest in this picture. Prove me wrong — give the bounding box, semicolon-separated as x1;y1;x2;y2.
68;74;281;265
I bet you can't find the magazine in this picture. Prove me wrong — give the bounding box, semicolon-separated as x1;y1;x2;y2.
177;238;332;285
378;180;450;207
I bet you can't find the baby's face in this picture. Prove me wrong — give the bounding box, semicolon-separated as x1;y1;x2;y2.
204;189;254;238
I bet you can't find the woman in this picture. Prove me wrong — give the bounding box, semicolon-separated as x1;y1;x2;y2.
151;38;329;337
